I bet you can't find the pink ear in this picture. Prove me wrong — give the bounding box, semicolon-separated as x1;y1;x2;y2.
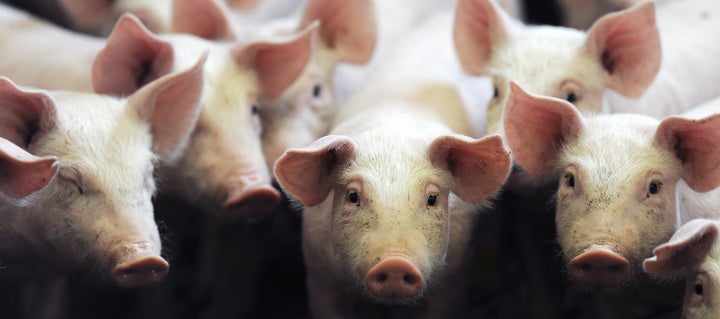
503;81;583;176
233;22;317;100
453;0;509;75
0;77;58;149
299;0;376;64
655;114;720;192
92;14;175;97
0;137;58;200
274;135;357;207
59;0;114;29
643;218;719;274
172;0;235;40
429;134;511;203
583;2;660;98
128;52;207;160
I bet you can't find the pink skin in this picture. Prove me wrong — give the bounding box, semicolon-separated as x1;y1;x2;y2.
569;245;630;288
365;256;425;302
0;55;204;286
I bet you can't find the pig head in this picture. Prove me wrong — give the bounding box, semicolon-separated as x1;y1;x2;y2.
503;82;720;289
275;131;510;307
0;55;204;287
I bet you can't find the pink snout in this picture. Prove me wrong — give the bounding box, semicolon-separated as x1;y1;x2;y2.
223;184;282;218
112;254;169;288
569;245;630;288
364;256;424;302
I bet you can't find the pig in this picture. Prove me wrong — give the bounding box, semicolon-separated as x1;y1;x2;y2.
0;137;58;206
274;9;512;318
502;81;720;289
0;5;317;217
58;0;172;35
0;53;205;287
644;218;720;319
557;0;642;30
173;0;378;170
454;0;720;136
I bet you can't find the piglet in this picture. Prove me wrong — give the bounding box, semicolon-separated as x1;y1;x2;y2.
59;0;172;35
0;54;205;287
644;218;720;319
503;81;720;289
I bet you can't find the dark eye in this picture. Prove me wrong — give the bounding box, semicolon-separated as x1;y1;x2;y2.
251;103;259;115
566;92;579;104
312;84;322;98
695;283;704;295
493;86;499;98
346;190;359;204
564;173;575;188
76;183;84;195
648;181;662;195
427;194;438;207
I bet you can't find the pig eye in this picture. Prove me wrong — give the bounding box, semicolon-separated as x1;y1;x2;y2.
695;283;704;295
564;173;575;188
648;181;662;195
565;92;579;104
427;194;438;207
493;86;499;99
312;84;322;98
346;190;360;205
251;103;259;115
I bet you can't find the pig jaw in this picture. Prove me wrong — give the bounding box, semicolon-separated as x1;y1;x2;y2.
329;164;451;304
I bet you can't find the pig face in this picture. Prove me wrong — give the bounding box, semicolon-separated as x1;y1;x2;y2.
454;0;660;134
644;219;720;319
275;132;511;303
0;57;204;286
503;82;720;288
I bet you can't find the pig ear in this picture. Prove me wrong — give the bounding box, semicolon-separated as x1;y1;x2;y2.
172;0;235;40
59;0;114;30
0;77;58;149
643;219;719;275
655;114;720;192
453;0;510;75
233;22;317;100
299;0;376;64
275;135;357;207
504;81;583;176
429;134;511;203
583;2;660;98
0;137;58;201
128;52;207;160
92;14;175;97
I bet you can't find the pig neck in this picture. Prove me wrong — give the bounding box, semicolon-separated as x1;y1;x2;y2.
0;4;104;91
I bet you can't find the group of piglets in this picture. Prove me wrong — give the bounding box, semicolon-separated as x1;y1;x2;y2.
1;0;719;318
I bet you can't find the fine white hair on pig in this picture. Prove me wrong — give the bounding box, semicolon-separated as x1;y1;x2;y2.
503;81;720;290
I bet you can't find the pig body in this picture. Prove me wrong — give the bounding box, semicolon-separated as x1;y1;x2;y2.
0;57;205;287
58;0;172;35
455;0;720;135
644;218;720;319
503;82;720;289
275;11;511;318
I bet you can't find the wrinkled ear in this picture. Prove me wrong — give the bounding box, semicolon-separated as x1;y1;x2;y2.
59;0;115;30
172;0;235;40
429;134;511;203
226;0;259;10
299;0;376;64
92;14;175;96
655;114;720;192
274;135;357;207
0;137;58;201
0;77;58;149
504;81;583;176
233;22;317;100
454;0;510;75
583;2;660;98
644;219;719;274
128;52;207;160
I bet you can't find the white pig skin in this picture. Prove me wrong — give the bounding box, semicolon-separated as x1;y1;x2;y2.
503;82;720;288
0;55;205;287
644;218;720;319
454;0;720;135
59;0;173;35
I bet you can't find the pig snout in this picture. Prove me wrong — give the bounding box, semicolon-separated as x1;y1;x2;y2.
223;184;282;218
568;245;630;288
110;242;169;288
364;256;424;302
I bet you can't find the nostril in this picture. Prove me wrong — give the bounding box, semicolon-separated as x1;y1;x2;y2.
403;274;417;285
378;273;388;283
